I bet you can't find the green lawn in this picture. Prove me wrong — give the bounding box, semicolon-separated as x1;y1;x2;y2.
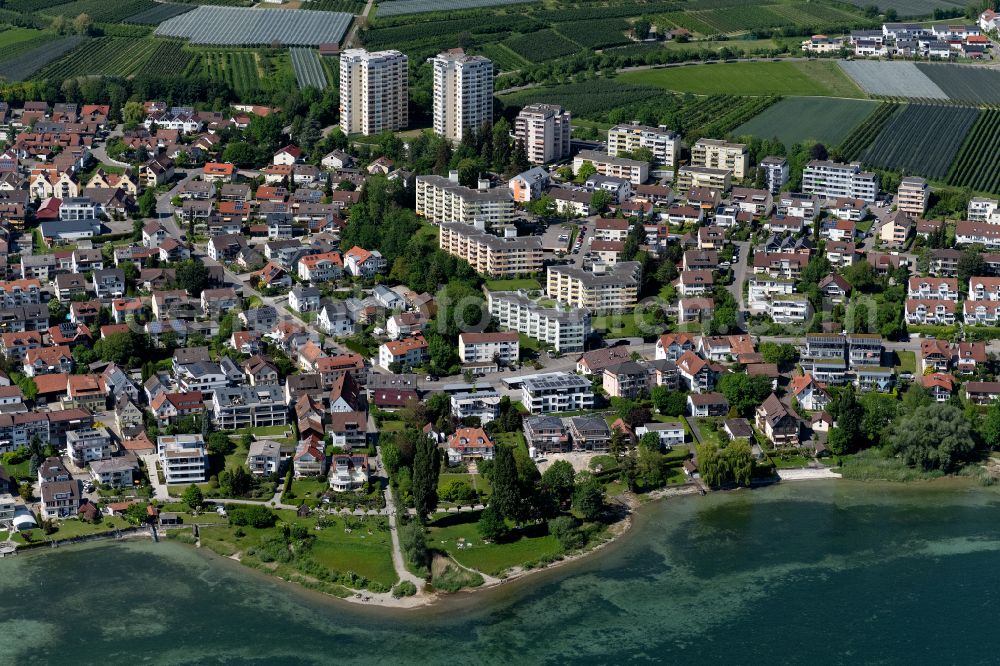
438;472;492;498
379;420;406;432
14;516;132;544
895;350;916;374
427;512;563;576
518;333;540;351
289;476;330;499
592;309;661;338
485;278;542;291
619;61;865;97
199;510;397;588
493;431;527;451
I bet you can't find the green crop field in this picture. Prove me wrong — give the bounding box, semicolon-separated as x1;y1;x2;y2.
837;102;900;160
861;103;979;180
196;48;296;99
501;78;664;118
505;29;580;62
618;61;866;97
946;110;1000;195
734;97;877;146
35;36;159;79
553;18;630;49
42;0;158;23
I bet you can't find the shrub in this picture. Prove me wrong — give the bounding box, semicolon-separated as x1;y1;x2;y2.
392;581;417;598
228;505;277;528
548;515;584;551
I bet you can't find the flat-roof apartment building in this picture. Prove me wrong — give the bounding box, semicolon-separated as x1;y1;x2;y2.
896;176;929;216
573;150;648;185
546;262;641;311
158;434;207;485
439;222;543;277
339;49;408;136
514;104;571;164
522;372;594;413
415;172;515;226
802;160;878;203
607;124;681;167
430;49;493;143
487;291;591;352
691;138;749;179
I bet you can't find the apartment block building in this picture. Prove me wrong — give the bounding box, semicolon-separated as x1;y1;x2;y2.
676;166;732;193
439;222;543;277
211;385;288;430
458;331;520;364
802;160;879;203
760;156;790;194
546;262;641;311
415;172;515;226
430;49;493;142
450;390;502;424
522;372;594;413
158;434;207;485
514;103;571;164
691;138;749;179
896;176;929;216
65;426;111;467
572;150;648;185
339;49;408;136
606;124;681;167
486;291;591;352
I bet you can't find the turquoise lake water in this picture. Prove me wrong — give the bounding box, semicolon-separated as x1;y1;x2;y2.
3;480;1000;665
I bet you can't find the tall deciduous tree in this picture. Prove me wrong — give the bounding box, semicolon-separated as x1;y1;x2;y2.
888;403;975;472
489;443;521;522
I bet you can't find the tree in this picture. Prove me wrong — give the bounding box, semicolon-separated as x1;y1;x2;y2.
176;260;209;295
638;431;661;452
124;502;149;526
411;435;440;521
590;189;613;214
725;439;753;487
759;342;799;369
548;514;584;550
957;245;986;287
489;443;521;522
651;386;687;416
123;101;145;126
888;403;975;472
984;400;1000;450
572;473;605;521
219;465;253;498
574;160;596;183
827;426;851;456
540;459;575;505
182;484;204;511
830;384;864;450
72;13;92;35
477;505;508;541
137;188;156;218
207;432;236;456
222;141;259;167
717;373;773;417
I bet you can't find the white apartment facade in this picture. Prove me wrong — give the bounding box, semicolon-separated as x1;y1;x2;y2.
897;176;929;216
802;160;879;203
572;150;648;185
487;291;591;352
546;262;641;311
522;372;595;413
415;172;515;226
459;331;519;364
339;49;409;136
439;222;543;277
158;434;207;485
430;49;493;142
607;124;681;167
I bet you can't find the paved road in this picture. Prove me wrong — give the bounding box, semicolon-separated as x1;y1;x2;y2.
142;453;171;501
729;240;750;312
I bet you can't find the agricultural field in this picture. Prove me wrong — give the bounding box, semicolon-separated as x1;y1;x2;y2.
144;39;194;76
376;0;538;17
946;110;1000;194
861;103;978;180
301;0;366;11
41;0;158;23
35;36;159;79
4;0;73;11
196;48;297;99
500;78;664;119
290;46;327;89
504;28;579;62
155;6;352;45
734;97;877;146
124;2;196;24
475;42;528;71
916;63;1000;105
837;102;900;161
838;60;947;99
658;2;867;35
0;34;87;81
618;60;864;97
675;94;777;140
553;18;630;49
837;0;964;18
